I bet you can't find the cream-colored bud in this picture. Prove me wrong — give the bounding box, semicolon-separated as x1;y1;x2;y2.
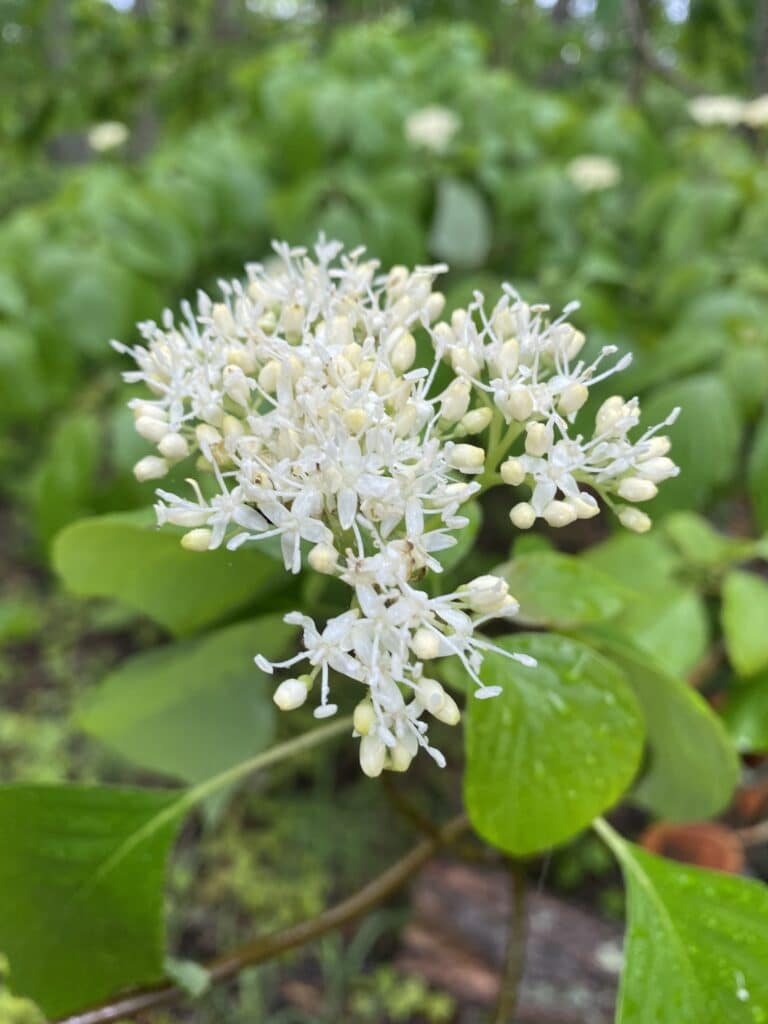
375;368;394;395
448;444;485;474
394;405;419;437
226;346;256;373
258;311;277;334
637;457;677;483
258;359;281;393
645;435;671;458
135;416;169;443
440;378;471;423
158;432;189;461
506;386;534;421
223;365;252;407
496;338;519;376
247;279;267;304
180;528;213;552
500;458;526;486
386;265;409;298
389;330;417;373
307;542;339;575
432;693;461;726
460;407;493;435
568;494;600;519
491;307;516;341
341;342;363;366
353;700;376;736
330;315;353;347
432;322;455;350
273;677;309;711
388;743;414;773
617;477;658;502
450;348;483;376
425;291;446;322
133;455;168;482
343;408;368;433
463;575;510;613
282;303;305;340
359;735;387;778
212;303;235;335
416;677;447;713
390;295;413;324
525;422;552;457
451;309;468;335
195;424;222;447
558;382;589;416
596;395;625;434
411;627;441;660
132;402;167;423
543;500;578;528
618;506;652;533
510;502;536;529
222;414;245;440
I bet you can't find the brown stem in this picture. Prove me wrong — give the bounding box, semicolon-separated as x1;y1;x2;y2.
493;859;527;1024
53;813;469;1024
624;0;700;96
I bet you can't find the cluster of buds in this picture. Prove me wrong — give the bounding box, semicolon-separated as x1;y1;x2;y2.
116;238;679;774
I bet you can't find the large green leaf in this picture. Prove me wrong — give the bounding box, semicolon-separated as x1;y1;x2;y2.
76;616;296;783
722;673;768;752
722;570;768;678
582;634;739;820
596;819;768;1024
496;550;628;628
53;511;288;636
663;512;756;572
428;178;491;269
0;784;181;1018
748;406;768;530
464;633;644;855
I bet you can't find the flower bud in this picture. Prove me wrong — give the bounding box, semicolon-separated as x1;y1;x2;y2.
222;414;245;440
460;407;493;435
411;627;441;660
462;575;511;613
596;395;625;434
343;408;368;433
258;359;281;393
491;307;516;341
353;700;376;736
388;743;414;772
133;455;168;482
450;348;483;376
389;330;417;373
425;292;446;322
558;382;589;416
618;506;652;533
617;477;658;502
359;734;387;778
135;416;170;443
645;435;671;458
637;457;678;483
386;265;410;299
415;677;447;713
448;444;485;474
440;379;471;422
568;493;600;519
226;346;256;373
132;402;167;423
525;422;552;457
500;458;525;486
180;528;213;552
158;432;189;461
223;365;252;407
543;500;578;528
282;303;305;340
432;693;461;726
496;338;519;376
212;302;235;335
510;502;536;529
273;677;310;711
505;386;534;421
196;424;222;447
308;542;339;575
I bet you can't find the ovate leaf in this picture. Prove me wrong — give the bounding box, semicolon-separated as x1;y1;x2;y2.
53;511;288;636
0;784;181;1017
748;406;768;530
497;550;628;627
597;820;768;1024
76;616;297;783
429;178;491;269
722;570;768;678
464;633;643;855
722;673;768;752
582;634;739;820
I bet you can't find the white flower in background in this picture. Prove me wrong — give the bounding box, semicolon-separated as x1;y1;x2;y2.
687;95;747;126
87;120;129;152
404;105;460;153
117;238;679;773
742;94;768;128
566;155;621;192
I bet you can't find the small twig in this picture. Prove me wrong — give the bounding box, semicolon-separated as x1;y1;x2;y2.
53;813;469;1024
381;775;441;840
624;0;701;97
493;859;527;1024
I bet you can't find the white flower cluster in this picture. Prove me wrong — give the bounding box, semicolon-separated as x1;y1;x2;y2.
404;105;460;153
688;94;768;128
566;155;621;193
116;238;678;774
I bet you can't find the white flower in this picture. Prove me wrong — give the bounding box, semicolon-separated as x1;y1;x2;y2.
566;155;621;192
742;94;768;128
404;105;460;153
688;95;746;126
87;121;129;152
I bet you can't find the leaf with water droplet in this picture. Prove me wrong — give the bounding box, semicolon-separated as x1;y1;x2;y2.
464;633;644;855
596;819;768;1024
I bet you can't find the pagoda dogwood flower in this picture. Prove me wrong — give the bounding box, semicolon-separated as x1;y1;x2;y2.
116;238;680;774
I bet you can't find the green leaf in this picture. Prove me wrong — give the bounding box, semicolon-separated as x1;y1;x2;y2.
748;406;768;531
53;511;288;636
464;633;643;855
722;673;768;752
663;512;755;571
582;634;739;820
496;550;628;628
641;374;741;513
0;784;181;1017
429;178;491;269
722;570;768;678
596;819;768;1024
32;412;101;545
584;532;709;677
76;616;296;783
